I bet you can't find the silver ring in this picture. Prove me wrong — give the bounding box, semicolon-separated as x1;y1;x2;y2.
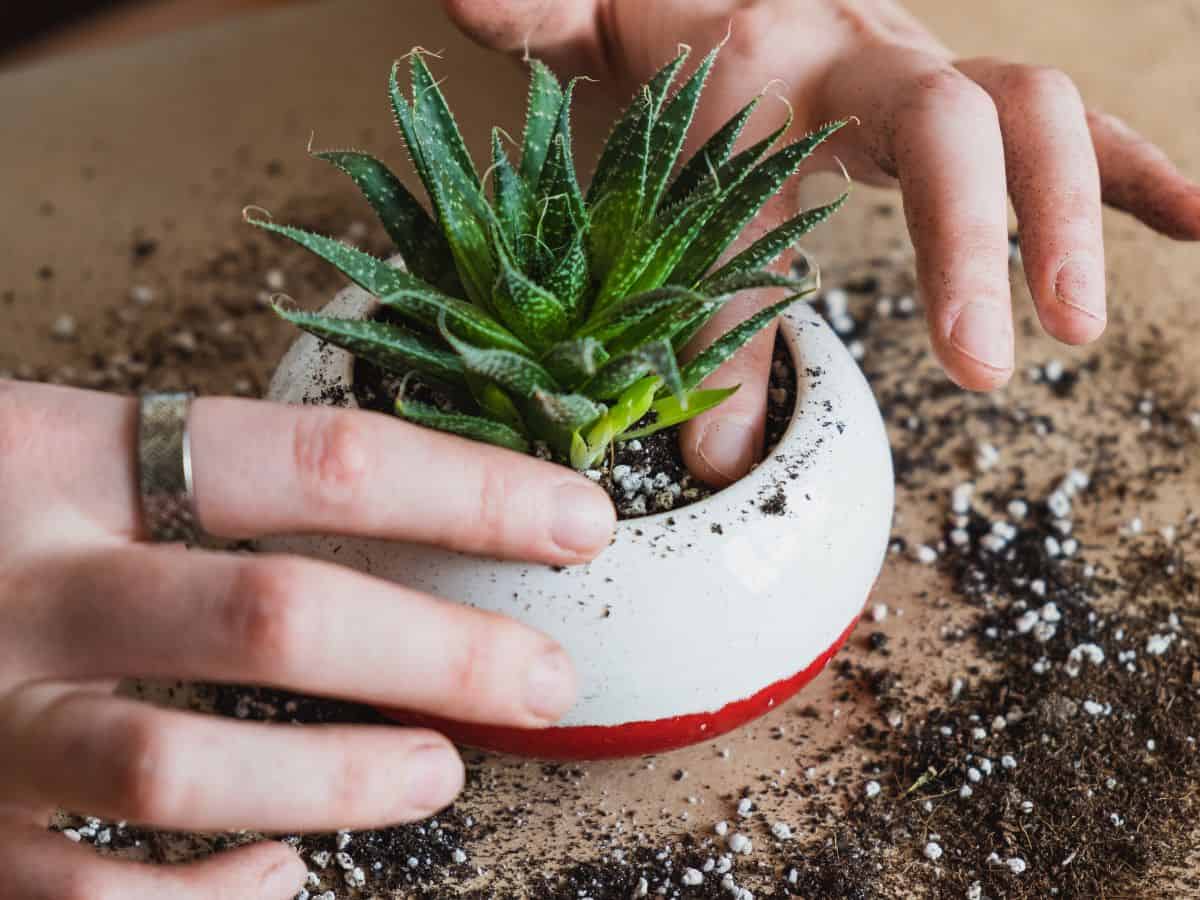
138;392;203;544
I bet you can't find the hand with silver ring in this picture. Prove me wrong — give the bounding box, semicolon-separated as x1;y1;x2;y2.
0;379;615;898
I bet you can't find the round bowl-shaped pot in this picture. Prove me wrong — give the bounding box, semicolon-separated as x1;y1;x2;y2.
262;279;894;759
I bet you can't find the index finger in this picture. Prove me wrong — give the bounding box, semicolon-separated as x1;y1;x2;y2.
819;46;1015;390
18;383;615;564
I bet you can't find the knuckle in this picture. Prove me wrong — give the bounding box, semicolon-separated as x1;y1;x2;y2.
1004;64;1079;105
1088;109;1146;147
292;409;372;516
442;614;505;701
463;464;517;554
109;715;182;823
228;558;312;671
902;67;996;122
726;4;776;60
323;739;375;812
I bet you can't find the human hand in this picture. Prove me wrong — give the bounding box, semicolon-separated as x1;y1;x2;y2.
0;380;614;897
441;0;1200;483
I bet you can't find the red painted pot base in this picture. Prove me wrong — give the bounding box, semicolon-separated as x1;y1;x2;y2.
382;617;859;760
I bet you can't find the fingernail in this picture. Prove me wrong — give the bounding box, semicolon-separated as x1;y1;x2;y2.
697;421;758;485
949;301;1013;372
405;743;464;814
260;853;306;897
551;483;615;555
524;645;576;722
1054;254;1106;320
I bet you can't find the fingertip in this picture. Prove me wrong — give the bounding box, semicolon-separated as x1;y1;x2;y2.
404;738;466;818
1169;184;1200;240
523;642;578;725
1043;253;1107;343
682;419;761;488
256;846;308;899
199;840;305;899
1042;305;1107;346
937;343;1014;392
550;479;616;562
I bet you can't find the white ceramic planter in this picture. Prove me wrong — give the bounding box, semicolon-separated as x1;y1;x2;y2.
262;277;894;759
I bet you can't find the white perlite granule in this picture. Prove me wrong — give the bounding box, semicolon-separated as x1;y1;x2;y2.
727;833;753;854
924;841;943;861
51;314;78;340
914;544;938;565
1146;633;1174;655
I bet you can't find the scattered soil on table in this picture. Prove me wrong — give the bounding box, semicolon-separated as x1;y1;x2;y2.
20;171;1200;900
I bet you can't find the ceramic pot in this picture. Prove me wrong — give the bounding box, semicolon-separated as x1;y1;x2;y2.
262;277;894;759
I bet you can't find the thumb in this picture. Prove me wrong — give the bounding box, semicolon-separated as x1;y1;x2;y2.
438;0;602;68
680;189;803;487
678;303;778;488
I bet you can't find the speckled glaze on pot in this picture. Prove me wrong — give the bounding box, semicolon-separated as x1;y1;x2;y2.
262;274;894;759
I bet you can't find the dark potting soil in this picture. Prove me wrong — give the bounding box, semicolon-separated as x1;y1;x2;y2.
352;309;800;521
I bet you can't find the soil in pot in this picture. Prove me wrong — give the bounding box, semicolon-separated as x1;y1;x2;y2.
351;305;800;520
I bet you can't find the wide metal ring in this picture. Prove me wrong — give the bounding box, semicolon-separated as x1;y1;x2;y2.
137;392;203;544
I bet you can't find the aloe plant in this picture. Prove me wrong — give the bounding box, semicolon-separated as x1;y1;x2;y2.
252;44;846;469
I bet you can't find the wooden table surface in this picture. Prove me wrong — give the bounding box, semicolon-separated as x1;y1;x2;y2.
2;1;1198;897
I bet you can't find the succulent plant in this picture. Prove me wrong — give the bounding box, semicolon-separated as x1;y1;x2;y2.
250;43;846;469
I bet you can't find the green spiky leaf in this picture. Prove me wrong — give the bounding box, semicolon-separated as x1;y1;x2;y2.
440;315;559;399
699;193;848;288
379;282;529;354
421;145;497;308
465;374;526;433
604;296;715;357
535;79;588;254
622;385;740;439
644;44;719;218
679;295;803;392
540;230;590;321
663;94;759;207
582;339;683;401
580;285;707;344
490;130;534;266
521;60;564;184
313;150;455;287
571;374;661;469
397;396;529;453
390;57;496;307
529;388;607;453
491;241;570;350
408;51;480;188
245;215;407;295
275;307;466;387
671;120;847;286
587;50;687;273
587;48;687;202
541;336;609;388
600;109;797;306
700;269;810;299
